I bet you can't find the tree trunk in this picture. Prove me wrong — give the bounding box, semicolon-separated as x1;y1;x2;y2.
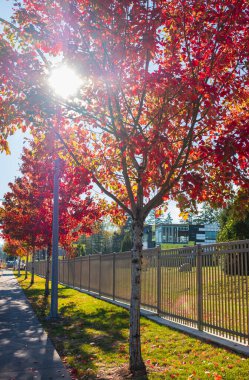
30;246;35;285
24;253;29;280
129;217;146;375
44;244;51;297
17;257;21;277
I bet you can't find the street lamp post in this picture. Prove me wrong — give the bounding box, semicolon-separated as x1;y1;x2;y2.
48;158;60;319
47;63;82;319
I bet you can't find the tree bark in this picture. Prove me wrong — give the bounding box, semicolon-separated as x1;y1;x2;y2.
24;253;29;280
129;217;146;375
44;244;51;297
30;246;35;285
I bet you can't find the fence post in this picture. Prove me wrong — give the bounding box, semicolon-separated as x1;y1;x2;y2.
68;258;69;286
88;255;91;292
73;257;75;288
157;247;161;315
99;254;102;296
113;252;116;301
80;256;82;289
58;260;60;283
196;244;203;331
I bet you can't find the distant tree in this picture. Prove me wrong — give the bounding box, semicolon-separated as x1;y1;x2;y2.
192;203;220;224
218;189;249;275
147;209;173;225
79;219;129;254
0;245;5;260
2;239;28;276
145;210;156;225
164;213;173;224
1;138;102;289
2;177;43;285
217;189;249;242
75;244;86;257
121;232;133;252
122;216;133;233
112;231;123;253
157;211;174;224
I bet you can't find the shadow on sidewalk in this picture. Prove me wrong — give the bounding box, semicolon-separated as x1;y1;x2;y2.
0;271;71;379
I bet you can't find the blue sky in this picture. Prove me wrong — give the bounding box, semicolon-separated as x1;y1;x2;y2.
0;1;25;201
0;131;27;200
0;0;13;19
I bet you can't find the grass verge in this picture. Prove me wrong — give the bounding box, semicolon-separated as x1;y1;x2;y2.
16;272;249;379
161;242;195;250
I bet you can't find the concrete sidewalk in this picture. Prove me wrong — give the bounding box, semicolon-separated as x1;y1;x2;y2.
0;270;71;380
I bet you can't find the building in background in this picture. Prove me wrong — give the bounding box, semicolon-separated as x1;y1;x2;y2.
143;225;156;249
189;223;219;244
152;222;219;246
155;223;189;244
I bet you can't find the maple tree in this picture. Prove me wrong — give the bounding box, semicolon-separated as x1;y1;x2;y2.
0;135;102;290
2;176;43;284
2;238;27;277
1;0;249;374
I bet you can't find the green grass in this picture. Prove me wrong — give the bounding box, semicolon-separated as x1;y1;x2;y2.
16;272;249;379
161;242;195;250
141;265;249;340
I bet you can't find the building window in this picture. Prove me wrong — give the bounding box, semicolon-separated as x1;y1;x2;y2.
205;231;217;240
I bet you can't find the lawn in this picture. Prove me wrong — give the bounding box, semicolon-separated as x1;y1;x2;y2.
160;242;195;250
16;272;249;379
141;265;249;344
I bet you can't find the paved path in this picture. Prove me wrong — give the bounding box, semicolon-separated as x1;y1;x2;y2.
0;270;71;380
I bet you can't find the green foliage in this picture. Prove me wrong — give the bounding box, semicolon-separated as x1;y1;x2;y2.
74;243;86;256
161;241;195;249
83;231;122;255
77;220;126;254
146;209;174;225
0;245;5;260
121;231;133;252
77;217;134;254
192;203;220;224
217;189;249;242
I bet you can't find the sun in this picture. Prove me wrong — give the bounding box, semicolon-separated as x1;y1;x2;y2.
48;65;83;99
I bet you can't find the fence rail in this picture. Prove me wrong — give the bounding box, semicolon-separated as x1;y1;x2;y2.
29;239;249;346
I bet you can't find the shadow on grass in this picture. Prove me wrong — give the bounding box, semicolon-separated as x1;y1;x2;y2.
21;282;147;379
23;285;71;301
18;278;28;283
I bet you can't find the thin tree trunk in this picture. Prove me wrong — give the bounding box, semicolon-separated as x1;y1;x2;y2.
24;253;29;280
129;217;146;375
30;246;35;285
44;244;51;297
17;257;21;277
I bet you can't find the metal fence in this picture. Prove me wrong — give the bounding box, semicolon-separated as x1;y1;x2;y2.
30;239;249;346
